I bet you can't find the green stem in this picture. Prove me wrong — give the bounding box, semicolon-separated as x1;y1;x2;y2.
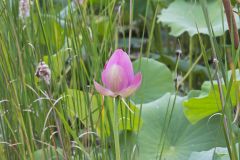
189;37;193;89
128;0;133;55
113;97;121;160
222;0;239;49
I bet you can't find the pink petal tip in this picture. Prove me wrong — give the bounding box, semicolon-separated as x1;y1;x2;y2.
94;81;116;97
118;73;142;98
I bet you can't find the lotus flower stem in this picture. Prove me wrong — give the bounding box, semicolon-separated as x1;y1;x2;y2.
113;97;121;160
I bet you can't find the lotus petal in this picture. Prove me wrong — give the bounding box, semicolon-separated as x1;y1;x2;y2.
104;49;134;84
94;81;116;97
118;73;142;98
102;64;128;92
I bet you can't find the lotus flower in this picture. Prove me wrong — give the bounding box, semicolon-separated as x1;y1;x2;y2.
94;49;142;98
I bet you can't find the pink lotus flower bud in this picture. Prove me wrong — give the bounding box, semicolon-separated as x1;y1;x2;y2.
35;61;51;85
94;49;142;98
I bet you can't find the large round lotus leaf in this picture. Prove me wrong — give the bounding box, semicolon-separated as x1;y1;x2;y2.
157;0;240;37
132;58;174;104
137;93;225;160
188;147;230;160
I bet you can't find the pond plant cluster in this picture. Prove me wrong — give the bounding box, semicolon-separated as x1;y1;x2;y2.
1;0;240;159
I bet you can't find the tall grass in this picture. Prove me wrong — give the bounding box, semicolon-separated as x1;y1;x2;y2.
200;0;240;159
0;0;152;159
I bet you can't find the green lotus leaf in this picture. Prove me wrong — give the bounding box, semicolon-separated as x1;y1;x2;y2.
157;0;240;37
183;70;240;124
188;147;230;160
132;58;174;104
137;93;225;160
